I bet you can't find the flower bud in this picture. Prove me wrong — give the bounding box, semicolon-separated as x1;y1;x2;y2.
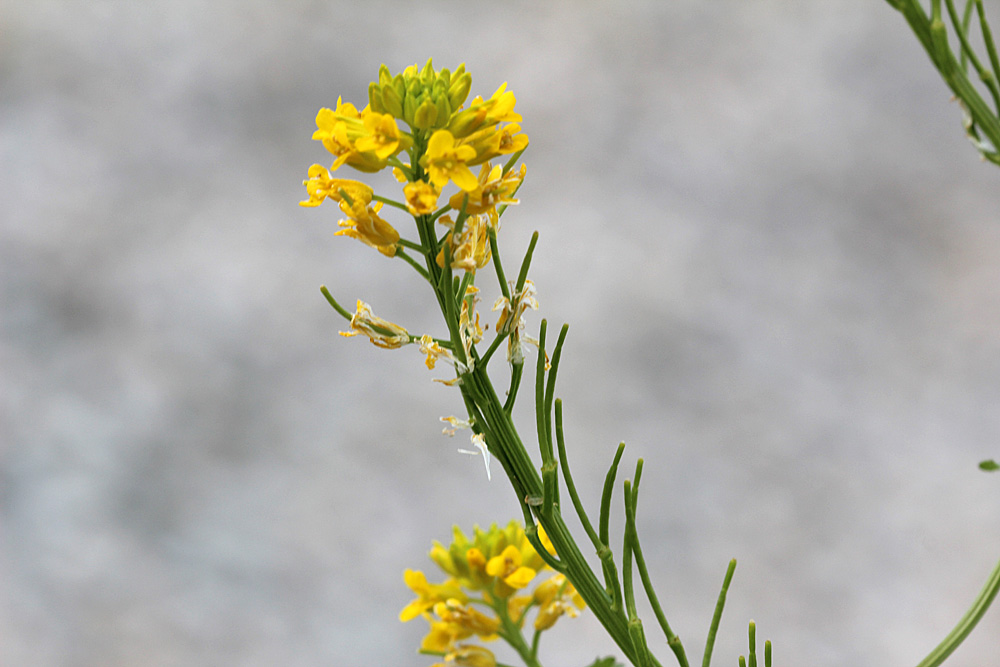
434;94;452;128
447;106;485;139
420;57;436;84
381;84;404;119
378;63;392;86
413;97;439;129
368;81;384;114
449;72;473;110
432;78;449;98
391;73;406;100
403;92;420;127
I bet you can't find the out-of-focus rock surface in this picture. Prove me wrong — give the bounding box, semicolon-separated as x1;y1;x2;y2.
2;2;999;665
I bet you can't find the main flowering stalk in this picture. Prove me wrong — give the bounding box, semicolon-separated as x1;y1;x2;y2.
301;59;671;667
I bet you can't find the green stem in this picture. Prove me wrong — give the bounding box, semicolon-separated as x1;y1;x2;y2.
554;399;604;554
601;443;627;613
944;0;1000;111
395;237;428;253
627;472;689;667
319;285;353;321
543;324;570;459
394;247;430;280
489;226;512;301
701;559;737;667
495;596;544;667
372;193;411;212
516;232;539;293
503;362;525;414
461;362;643;666
914;558;1000;667
891;0;1000;154
976;0;1000;103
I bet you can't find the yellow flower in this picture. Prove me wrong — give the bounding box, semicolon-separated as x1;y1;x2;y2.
404;180;441;215
532;573;586;631
457;126;504;167
354;110;412;159
432;645;497;667
496;122;529;154
311;99;389;173
448;163;525;224
447;83;522;138
400;570;468;622
312;98;361;154
485;544;538;592
339;300;410;348
335;199;399;257
434;599;501;639
418;600;500;655
422;618;465;653
421;129;479;191
299;164;374;208
480;83;521;125
455;124;527;167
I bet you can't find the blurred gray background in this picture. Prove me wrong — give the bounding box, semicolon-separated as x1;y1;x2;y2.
3;1;1000;665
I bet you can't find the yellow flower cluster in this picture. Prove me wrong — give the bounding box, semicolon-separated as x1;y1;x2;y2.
401;522;585;666
300;59;527;264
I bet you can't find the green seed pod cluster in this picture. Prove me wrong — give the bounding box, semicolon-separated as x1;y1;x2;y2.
368;59;472;132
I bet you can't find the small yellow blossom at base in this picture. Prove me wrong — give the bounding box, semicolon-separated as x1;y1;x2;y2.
432;645;497;667
402;520;587;658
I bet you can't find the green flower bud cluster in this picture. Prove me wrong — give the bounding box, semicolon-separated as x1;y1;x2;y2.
368;59;473;132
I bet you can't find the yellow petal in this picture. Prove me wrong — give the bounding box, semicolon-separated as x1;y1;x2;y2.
451;164;480;192
503;566;536;590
